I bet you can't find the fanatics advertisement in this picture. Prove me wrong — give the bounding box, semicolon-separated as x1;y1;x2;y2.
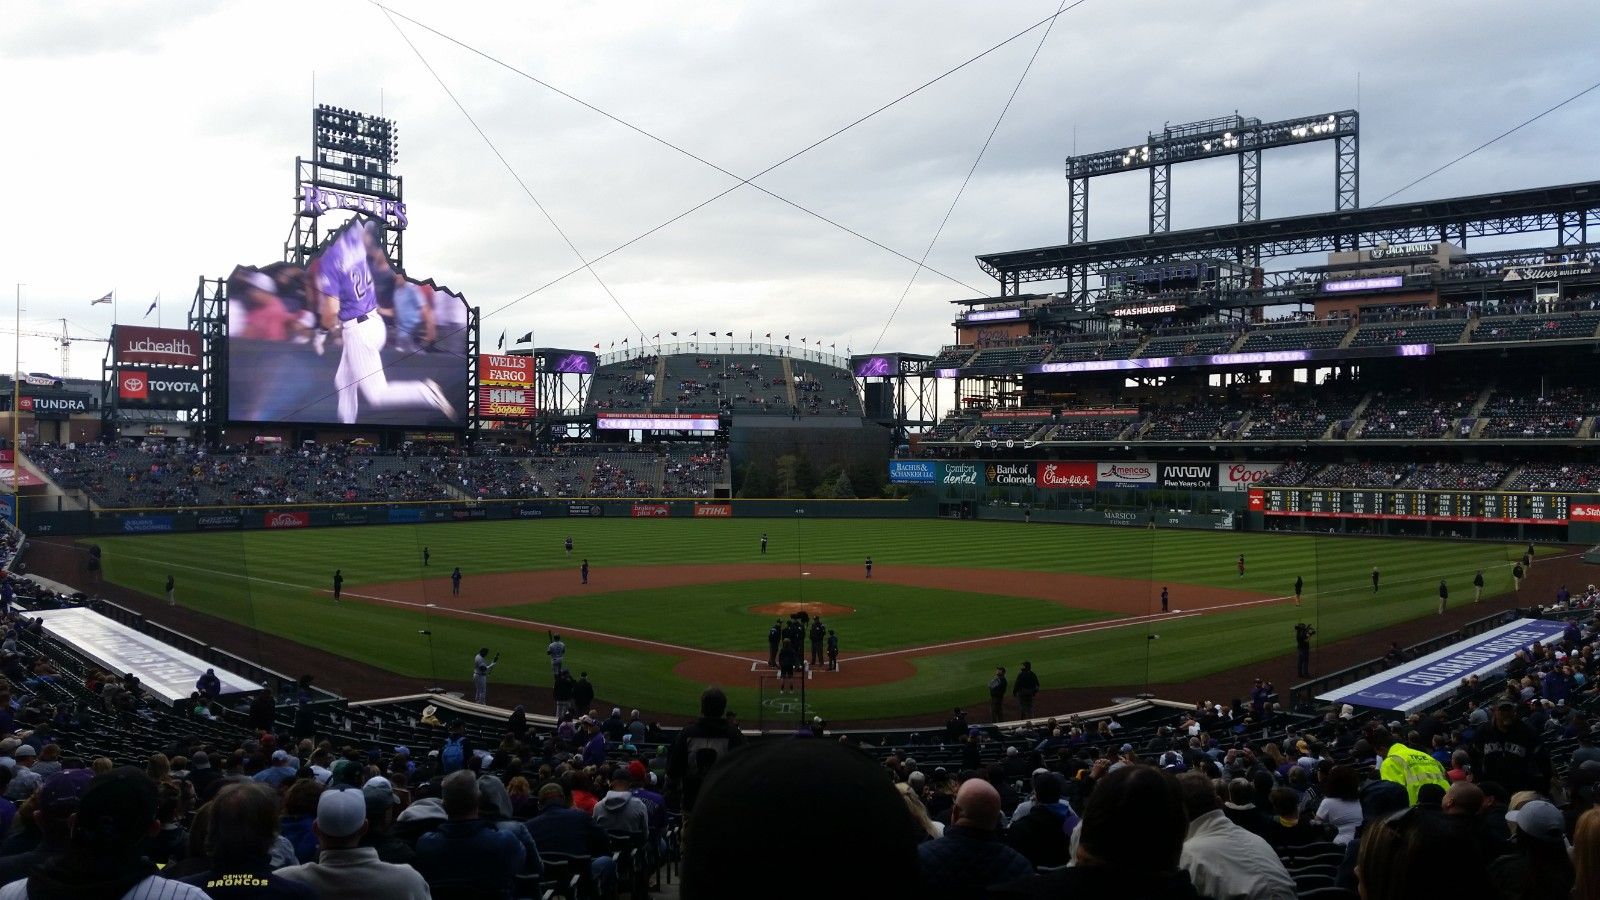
116;369;203;409
112;326;203;367
226;218;470;428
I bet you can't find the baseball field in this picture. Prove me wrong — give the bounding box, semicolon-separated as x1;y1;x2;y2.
81;518;1549;723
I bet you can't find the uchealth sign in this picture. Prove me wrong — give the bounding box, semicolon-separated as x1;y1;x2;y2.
117;368;202;409
113;326;202;367
1220;462;1281;492
1159;463;1216;490
985;462;1035;486
1036;461;1096;489
1096;462;1156;487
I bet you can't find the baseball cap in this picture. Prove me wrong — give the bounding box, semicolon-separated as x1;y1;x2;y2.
317;787;369;838
190;751;210;770
37;769;94;812
626;760;648;784
328;759;363;788
363;776;400;807
1506;800;1565;844
1119;743;1134;753
240;270;275;293
15;745;37;759
271;750;291;765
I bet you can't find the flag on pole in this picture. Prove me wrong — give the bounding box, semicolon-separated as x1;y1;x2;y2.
690;331;698;337
497;329;506;350
517;332;532;344
652;333;660;340
144;298;158;318
670;331;678;337
784;334;790;341
593;343;600;349
622;338;629;345
765;333;771;339
92;292;112;306
725;332;732;337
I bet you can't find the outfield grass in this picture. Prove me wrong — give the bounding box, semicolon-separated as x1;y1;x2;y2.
494;580;1107;652
87;518;1548;720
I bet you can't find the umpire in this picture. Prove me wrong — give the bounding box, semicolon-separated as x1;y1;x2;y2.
767;619;782;668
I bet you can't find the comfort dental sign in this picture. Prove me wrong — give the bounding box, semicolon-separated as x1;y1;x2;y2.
1316;617;1567;713
32;608;259;705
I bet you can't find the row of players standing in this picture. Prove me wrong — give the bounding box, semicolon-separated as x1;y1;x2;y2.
767;615;839;690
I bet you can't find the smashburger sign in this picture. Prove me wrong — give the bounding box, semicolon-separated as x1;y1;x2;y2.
113;326;202;366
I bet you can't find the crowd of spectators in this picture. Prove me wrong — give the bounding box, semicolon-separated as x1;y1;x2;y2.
1358;385;1476;439
1479;385;1597;439
1509;464;1600;493
21;439;741;507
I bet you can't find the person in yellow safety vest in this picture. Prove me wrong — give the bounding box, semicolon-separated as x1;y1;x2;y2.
1373;728;1449;804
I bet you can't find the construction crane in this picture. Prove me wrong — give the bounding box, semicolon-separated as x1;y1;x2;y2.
0;319;108;379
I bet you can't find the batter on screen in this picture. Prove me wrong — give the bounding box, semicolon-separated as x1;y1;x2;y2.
311;221;456;424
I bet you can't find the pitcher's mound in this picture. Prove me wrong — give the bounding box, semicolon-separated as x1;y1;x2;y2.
751;601;854;617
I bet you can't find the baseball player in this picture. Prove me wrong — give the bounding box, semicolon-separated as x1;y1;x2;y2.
450;567;462;597
1160;586;1169;613
865;556;873;579
547;633;567;677
565;535;574;556
1236;554;1245;578
332;569;343;602
165;574;176;607
472;647;499;704
1294;575;1304;607
311;221;457;425
423;546;430;567
581;559;590;585
760;533;768;554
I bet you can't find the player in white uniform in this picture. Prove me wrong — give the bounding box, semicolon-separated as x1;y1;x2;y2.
313;222;457;424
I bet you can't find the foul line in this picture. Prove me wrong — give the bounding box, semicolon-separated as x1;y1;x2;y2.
104;551;760;666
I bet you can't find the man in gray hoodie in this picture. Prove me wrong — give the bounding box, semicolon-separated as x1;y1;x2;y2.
593;769;649;840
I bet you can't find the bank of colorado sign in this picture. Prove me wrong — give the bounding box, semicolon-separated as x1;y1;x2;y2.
985;462;1035;486
113;326;202;367
117;369;202;409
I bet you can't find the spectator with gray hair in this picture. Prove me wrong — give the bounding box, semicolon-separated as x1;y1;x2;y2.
413;769;525;898
180;781;315;898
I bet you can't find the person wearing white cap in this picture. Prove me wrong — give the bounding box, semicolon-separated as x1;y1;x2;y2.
277;786;430;899
1491;799;1574;896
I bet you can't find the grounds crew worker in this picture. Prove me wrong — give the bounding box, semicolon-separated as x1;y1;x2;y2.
1374;728;1448;804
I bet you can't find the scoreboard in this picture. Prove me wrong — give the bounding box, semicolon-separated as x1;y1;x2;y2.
1259;488;1571;525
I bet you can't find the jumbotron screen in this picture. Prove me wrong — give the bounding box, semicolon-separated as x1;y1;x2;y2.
225;218;469;427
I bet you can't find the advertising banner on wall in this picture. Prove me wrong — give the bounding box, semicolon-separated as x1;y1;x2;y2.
985;462;1036;486
694;504;733;517
122;515;175;533
19;392;90;419
889;460;937;484
116;369;203;409
631;503;671;517
113;326;203;367
939;462;979;486
1095;462;1157;487
568;503;604;517
477;386;537;419
1159;463;1217;490
263;511;310;529
1219;462;1281;492
195;512;242;530
1036;461;1096;489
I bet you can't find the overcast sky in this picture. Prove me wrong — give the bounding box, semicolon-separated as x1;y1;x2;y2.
2;0;1597;377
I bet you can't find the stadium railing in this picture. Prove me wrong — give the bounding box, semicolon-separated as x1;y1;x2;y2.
1286;609;1518;709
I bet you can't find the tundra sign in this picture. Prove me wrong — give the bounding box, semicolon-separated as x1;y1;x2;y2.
1159;463;1216;490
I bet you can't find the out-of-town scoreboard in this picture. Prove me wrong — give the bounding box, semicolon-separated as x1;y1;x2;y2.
1258;489;1575;525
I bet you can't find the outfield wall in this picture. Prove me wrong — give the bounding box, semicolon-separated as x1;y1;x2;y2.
16;496;940;537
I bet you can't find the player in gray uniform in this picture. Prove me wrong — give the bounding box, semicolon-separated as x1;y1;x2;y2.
472;647;499;704
312;221;456;424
